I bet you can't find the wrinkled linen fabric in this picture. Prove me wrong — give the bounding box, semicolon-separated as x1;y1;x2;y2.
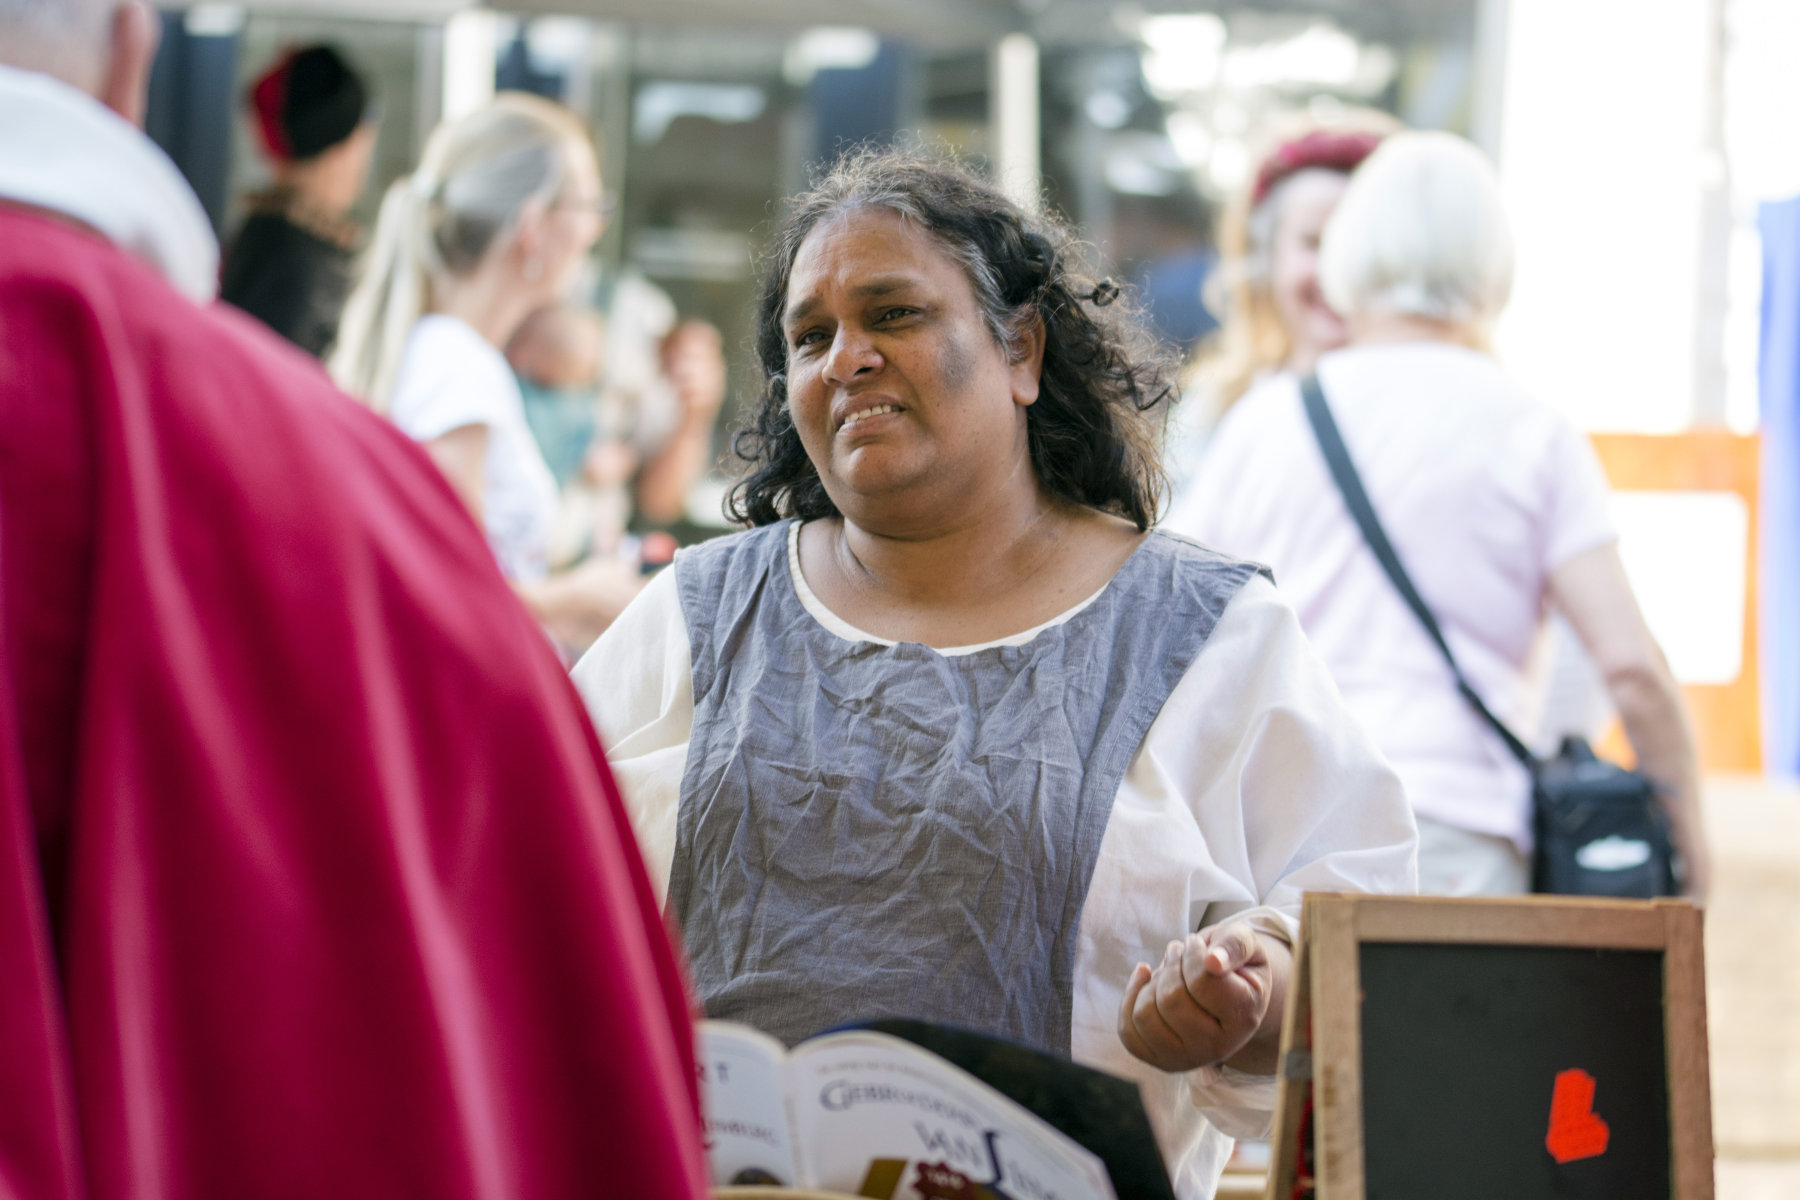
668;521;1262;1051
0;66;707;1200
575;520;1419;1200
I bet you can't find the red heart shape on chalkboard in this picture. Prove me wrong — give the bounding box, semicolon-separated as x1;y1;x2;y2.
1545;1068;1611;1164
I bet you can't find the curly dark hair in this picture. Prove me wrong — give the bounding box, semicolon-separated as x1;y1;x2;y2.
726;147;1176;531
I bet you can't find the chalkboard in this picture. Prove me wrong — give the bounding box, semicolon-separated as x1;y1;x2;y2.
1265;895;1713;1200
1360;943;1669;1199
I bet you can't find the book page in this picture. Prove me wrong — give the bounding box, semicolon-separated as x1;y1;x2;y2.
786;1032;1116;1200
698;1021;802;1187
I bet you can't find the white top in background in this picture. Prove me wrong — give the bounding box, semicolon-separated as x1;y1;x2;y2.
1166;341;1618;850
388;314;559;580
572;522;1419;1200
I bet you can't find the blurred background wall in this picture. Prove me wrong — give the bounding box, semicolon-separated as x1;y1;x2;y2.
146;0;1501;436
141;0;1796;785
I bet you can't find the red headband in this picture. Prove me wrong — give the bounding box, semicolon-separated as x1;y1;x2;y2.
1251;129;1386;207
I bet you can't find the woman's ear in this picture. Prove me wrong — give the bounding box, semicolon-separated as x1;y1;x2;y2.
509;196;551;279
1009;308;1047;407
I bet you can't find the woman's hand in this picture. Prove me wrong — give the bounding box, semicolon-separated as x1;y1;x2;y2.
1117;923;1291;1075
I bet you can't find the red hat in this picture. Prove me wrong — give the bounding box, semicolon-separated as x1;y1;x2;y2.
249;45;370;162
1251;129;1386;207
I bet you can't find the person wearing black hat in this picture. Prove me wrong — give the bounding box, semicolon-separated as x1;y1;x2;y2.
221;44;376;357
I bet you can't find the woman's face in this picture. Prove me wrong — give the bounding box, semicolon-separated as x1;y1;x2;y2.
781;206;1041;524
536;142;606;299
1268;169;1350;367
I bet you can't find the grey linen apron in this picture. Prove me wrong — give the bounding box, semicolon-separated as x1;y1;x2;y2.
670;520;1264;1052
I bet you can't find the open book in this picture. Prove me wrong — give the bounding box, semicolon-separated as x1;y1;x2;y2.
700;1019;1173;1200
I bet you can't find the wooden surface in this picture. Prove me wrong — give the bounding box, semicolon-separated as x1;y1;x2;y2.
1588;431;1761;772
1347;892;1676;948
1665;904;1718;1199
1307;895;1366;1200
1263;911;1314;1200
1216;1174;1267;1198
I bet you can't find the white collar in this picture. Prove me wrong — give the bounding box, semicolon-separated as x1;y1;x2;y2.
0;65;217;303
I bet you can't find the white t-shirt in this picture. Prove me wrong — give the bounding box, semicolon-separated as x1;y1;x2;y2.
572;522;1419;1200
1165;342;1618;850
388;314;558;580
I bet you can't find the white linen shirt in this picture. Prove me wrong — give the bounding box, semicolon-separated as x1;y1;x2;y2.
572;522;1417;1200
388;314;559;581
1166;342;1618;851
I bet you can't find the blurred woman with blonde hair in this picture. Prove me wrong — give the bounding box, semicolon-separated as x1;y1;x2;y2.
1168;132;1709;899
333;92;637;649
1165;111;1397;490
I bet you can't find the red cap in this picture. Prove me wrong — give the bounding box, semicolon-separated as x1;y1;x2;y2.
248;45;369;163
250;50;295;161
1251;129;1387;207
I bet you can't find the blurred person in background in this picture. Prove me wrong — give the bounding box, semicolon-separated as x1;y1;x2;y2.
589;268;734;536
220;44;376;358
510;303;615;492
0;2;710;1197
1166;111;1396;491
332;94;640;652
636;317;728;527
1112;188;1220;359
1167;132;1710;900
508;303;639;562
508;305;729;562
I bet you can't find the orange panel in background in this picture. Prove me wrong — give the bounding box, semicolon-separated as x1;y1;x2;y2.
1588;432;1761;773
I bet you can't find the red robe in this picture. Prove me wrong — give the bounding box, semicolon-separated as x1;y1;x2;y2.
0;206;708;1200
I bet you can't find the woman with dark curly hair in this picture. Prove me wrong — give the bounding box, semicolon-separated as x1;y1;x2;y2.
573;150;1415;1198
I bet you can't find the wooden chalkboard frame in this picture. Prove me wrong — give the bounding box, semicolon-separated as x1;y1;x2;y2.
1265;894;1713;1200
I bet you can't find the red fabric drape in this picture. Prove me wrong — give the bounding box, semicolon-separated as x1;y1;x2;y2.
0;207;707;1200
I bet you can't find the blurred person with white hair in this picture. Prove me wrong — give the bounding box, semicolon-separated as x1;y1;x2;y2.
0;3;711;1198
1166;132;1710;899
333;93;642;650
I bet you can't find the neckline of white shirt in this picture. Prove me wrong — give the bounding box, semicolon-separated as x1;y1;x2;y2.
783;519;1114;657
1317;339;1493;373
415;311;496;348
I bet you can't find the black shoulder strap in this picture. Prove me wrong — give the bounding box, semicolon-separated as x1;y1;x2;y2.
1298;371;1537;769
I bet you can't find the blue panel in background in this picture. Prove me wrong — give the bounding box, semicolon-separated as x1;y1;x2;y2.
809;41;914;169
1758;196;1800;777
145;13;239;235
497;28;564;100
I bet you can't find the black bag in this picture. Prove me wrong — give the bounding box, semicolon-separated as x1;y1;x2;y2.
1298;372;1678;898
1531;735;1678;897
